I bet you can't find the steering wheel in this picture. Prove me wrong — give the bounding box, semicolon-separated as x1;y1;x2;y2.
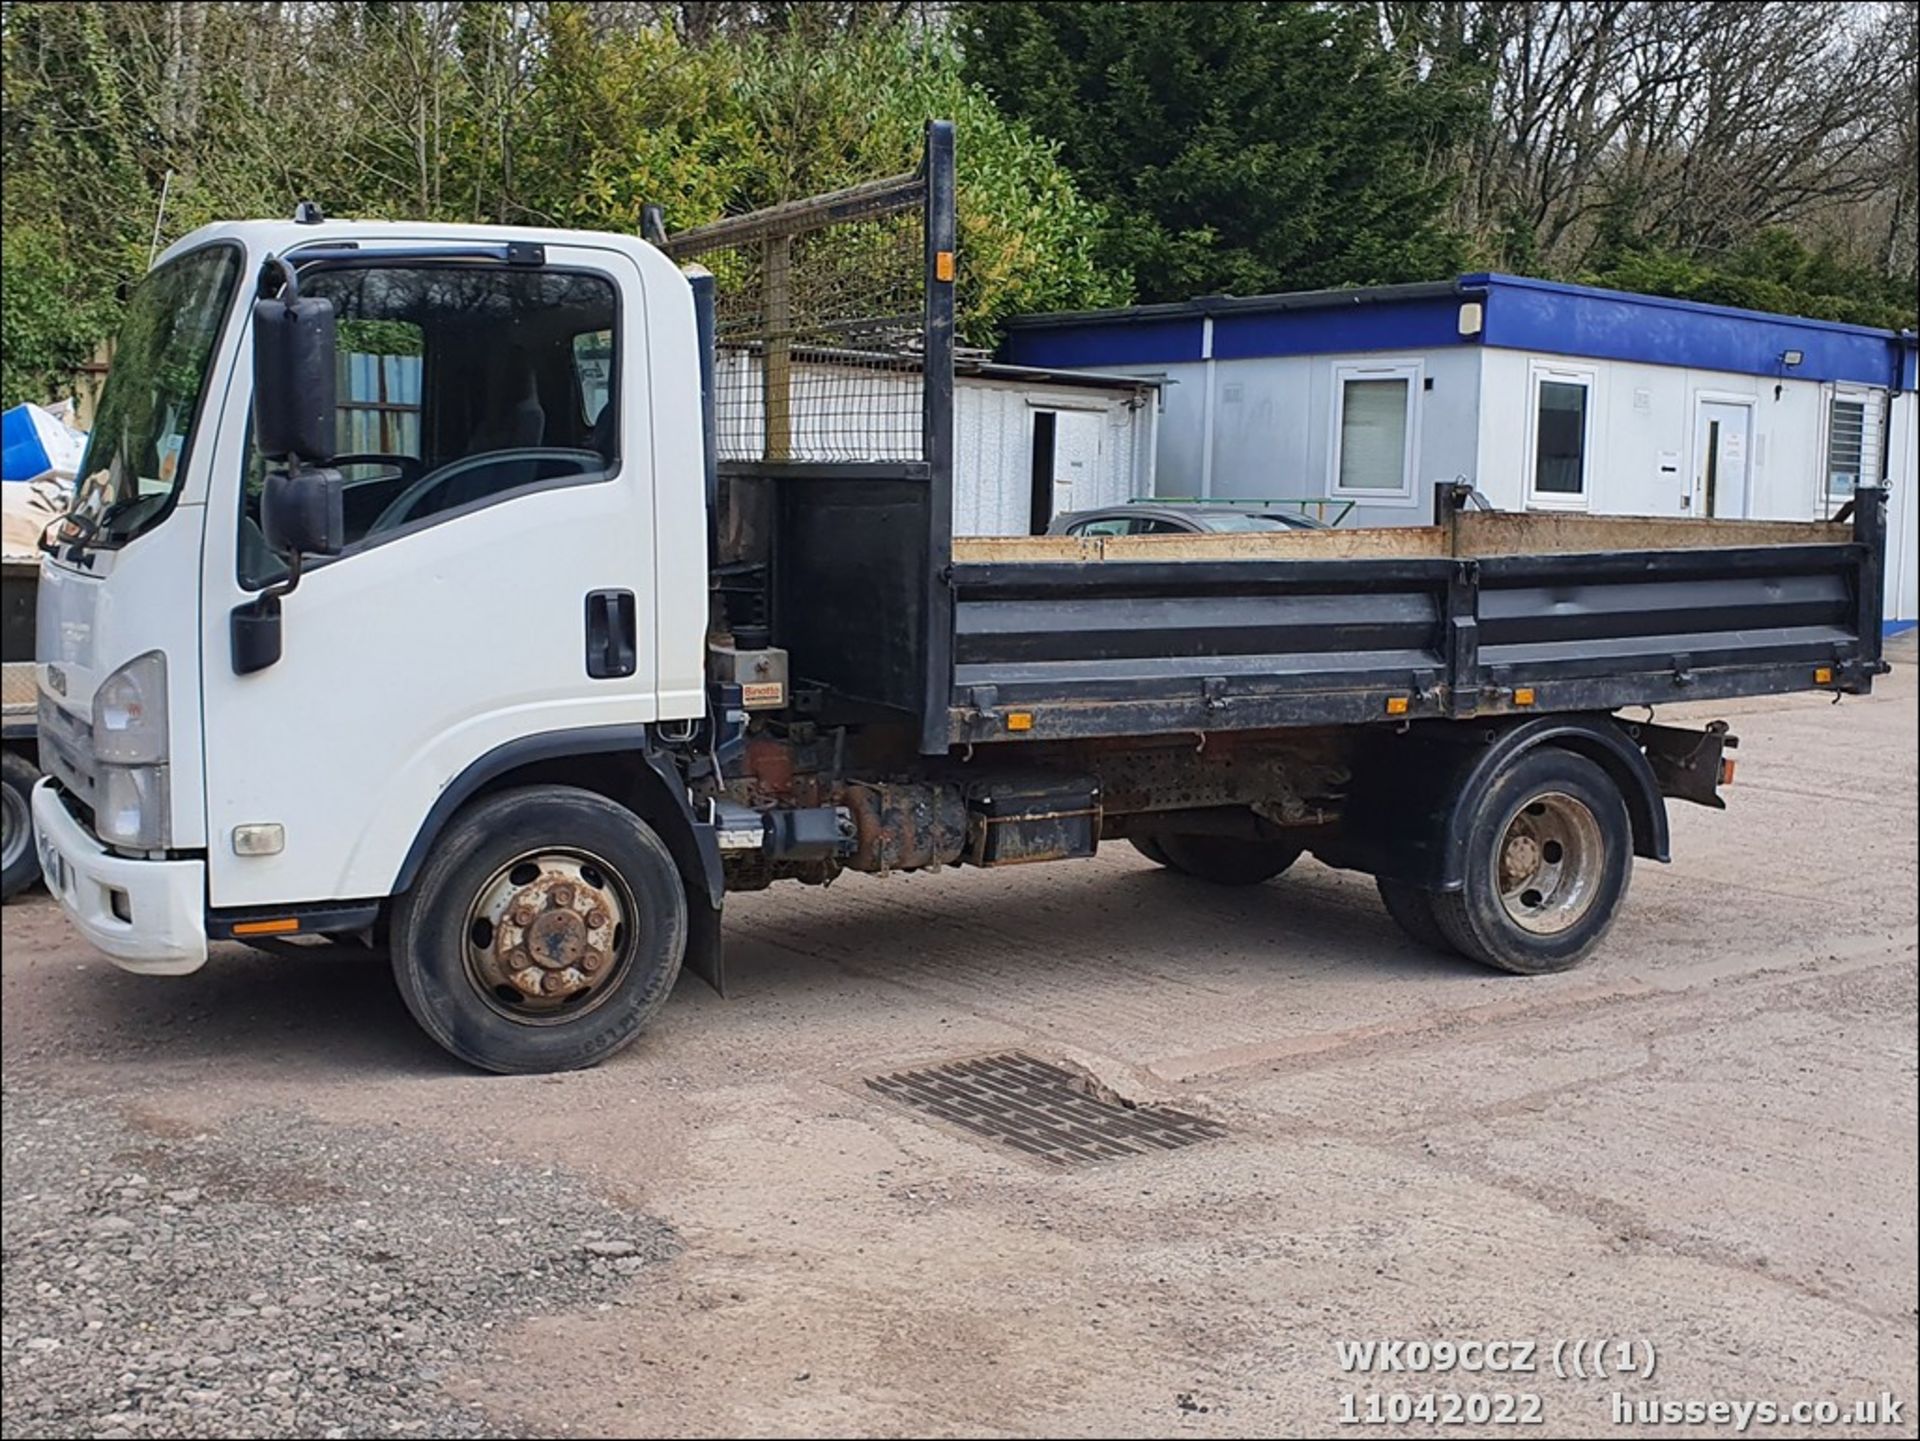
332;452;425;486
367;448;605;535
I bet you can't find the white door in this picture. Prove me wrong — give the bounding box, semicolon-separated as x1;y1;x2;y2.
1050;409;1105;516
1693;400;1753;518
198;244;662;909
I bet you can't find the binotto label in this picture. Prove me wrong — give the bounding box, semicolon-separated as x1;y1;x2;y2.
741;681;786;707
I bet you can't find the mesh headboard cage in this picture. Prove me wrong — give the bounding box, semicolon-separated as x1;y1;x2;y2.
662;158;935;466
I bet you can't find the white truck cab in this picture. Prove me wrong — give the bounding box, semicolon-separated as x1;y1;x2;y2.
35;218;709;980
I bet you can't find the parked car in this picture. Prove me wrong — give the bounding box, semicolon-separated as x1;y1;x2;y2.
1047;503;1328;537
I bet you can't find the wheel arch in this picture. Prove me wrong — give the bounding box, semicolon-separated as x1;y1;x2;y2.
1442;717;1668;883
389;726;725;990
1337;714;1668;890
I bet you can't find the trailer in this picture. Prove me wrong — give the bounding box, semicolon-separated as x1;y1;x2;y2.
30;125;1890;1071
2;473;65;899
2;554;41;898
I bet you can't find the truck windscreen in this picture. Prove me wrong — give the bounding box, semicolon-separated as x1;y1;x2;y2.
64;243;244;551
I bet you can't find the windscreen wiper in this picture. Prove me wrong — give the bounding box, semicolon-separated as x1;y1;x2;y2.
39;508;100;563
41;493;145;564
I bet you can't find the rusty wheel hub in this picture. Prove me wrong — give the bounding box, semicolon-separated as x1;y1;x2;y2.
1496;791;1605;937
463;851;630;1021
1500;832;1542;889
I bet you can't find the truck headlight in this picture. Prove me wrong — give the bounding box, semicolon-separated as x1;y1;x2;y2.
97;763;170;850
93;652;170;850
93;651;168;765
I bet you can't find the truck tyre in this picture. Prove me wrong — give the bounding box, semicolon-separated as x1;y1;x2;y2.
1;750;42;901
1155;833;1303;886
1430;749;1631;975
1375;878;1455;953
390;786;688;1074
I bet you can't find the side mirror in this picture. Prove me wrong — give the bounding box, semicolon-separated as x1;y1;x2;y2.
252;292;337;463
261;466;344;558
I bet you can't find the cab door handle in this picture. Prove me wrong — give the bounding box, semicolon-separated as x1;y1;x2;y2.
585;589;637;678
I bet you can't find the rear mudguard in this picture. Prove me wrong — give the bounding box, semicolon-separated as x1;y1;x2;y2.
1329;714;1669;891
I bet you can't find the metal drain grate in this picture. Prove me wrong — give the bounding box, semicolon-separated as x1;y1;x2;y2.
865;1052;1225;1167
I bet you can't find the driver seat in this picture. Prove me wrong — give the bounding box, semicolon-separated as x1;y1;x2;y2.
442;346;547;509
474;345;546;452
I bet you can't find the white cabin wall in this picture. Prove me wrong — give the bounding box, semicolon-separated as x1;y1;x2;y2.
1888;391;1918;628
1207;349;1479;525
951;376;1153;537
1476;349;1888;522
1097;350;1480;526
712;351;1152;538
1073;347;1903;545
1082;360;1211;497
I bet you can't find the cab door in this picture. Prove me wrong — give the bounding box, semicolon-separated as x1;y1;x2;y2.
199;244;662;910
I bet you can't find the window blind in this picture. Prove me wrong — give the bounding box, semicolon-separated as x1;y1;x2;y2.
1338;378;1408;491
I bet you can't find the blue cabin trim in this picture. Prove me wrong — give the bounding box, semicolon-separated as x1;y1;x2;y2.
1001;273;1914;393
1464;274;1911;391
1001;315;1204;369
1211;294;1471;362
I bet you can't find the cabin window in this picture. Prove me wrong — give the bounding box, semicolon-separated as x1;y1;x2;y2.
1329;361;1420;500
240;264;620;590
1826;396;1867;501
574;328;615;427
1527;363;1595;508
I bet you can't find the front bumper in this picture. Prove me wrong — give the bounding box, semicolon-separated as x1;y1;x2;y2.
31;780;207;975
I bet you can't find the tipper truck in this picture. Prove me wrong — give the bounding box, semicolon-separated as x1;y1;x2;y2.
33;125;1891;1071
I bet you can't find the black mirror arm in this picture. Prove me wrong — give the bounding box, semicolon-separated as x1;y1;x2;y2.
256;254;301;305
229;517;310;677
263;546;305;603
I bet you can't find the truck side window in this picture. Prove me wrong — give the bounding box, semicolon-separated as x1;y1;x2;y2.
573;329;614;429
239;265;619;590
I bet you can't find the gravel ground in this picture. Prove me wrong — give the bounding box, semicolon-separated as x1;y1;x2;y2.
0;1086;675;1439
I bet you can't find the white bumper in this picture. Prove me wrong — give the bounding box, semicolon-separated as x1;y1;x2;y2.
32;780;208;975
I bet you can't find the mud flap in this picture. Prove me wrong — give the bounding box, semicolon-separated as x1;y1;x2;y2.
1639;720;1737;810
683;894;725;997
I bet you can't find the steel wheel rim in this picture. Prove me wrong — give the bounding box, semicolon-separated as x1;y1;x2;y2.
0;783;27;873
1496;790;1605;936
461;848;635;1025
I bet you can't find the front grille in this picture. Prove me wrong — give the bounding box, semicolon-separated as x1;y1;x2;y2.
37;690;96;813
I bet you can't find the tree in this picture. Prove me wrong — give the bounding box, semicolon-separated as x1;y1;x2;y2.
0;2;1118;403
958;1;1487;300
1384;0;1918;315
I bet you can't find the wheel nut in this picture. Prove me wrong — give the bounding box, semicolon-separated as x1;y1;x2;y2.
544;970;574;996
581;950;605;974
513;905;536;927
551;883;576;908
585;908;608;930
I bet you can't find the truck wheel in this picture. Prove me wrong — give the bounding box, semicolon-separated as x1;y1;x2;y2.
390;786;688;1074
1;751;42;901
1376;878;1455;953
1156;833;1303;886
1430;749;1631;975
